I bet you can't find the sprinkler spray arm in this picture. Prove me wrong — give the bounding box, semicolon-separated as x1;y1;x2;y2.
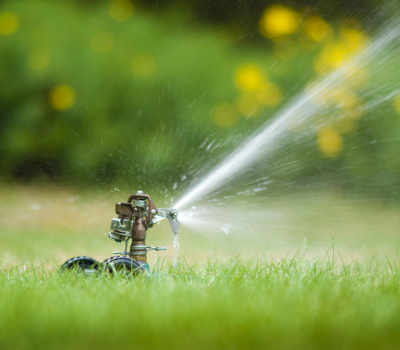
152;208;180;235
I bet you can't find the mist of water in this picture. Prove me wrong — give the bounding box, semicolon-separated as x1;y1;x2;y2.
169;13;400;257
175;20;400;212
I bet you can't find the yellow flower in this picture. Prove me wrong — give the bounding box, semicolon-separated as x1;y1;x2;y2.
212;103;239;127
340;28;369;53
334;117;356;134
109;0;133;22
332;88;363;119
341;62;368;89
306;83;331;106
235;93;261;118
256;83;282;106
314;25;369;76
304;16;331;42
49;85;76;111
0;12;19;35
234;64;264;91
314;43;349;74
317;126;343;157
259;5;300;39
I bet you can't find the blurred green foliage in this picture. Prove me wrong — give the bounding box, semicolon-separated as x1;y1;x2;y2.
0;0;291;188
0;0;241;186
0;0;400;199
134;0;386;41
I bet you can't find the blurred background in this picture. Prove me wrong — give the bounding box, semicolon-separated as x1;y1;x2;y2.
1;0;400;266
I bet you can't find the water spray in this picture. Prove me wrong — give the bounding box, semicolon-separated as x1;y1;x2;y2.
175;20;400;212
60;190;180;275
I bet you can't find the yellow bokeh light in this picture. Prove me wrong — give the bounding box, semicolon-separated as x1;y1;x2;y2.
332;89;364;119
304;16;331;42
314;43;350;74
90;31;114;54
235;93;261;118
212;103;239;127
259;5;300;39
313;55;328;75
308;82;364;135
314;25;369;76
234;65;264;91
323;44;349;68
0;11;19;35
49;85;76;111
307;83;331;106
342;62;368;89
28;47;50;70
340;28;369;53
334;117;356;134
109;0;133;22
256;83;282;106
132;54;156;77
317;126;343;157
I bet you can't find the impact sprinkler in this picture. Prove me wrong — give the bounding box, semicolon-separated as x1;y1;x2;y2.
60;190;180;275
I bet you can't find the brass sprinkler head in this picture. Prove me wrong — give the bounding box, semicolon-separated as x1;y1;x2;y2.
108;191;180;263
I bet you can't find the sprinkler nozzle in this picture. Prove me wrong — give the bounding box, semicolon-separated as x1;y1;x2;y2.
152;208;180;235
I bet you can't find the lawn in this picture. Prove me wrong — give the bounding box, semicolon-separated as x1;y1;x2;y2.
1;257;400;349
1;184;400;349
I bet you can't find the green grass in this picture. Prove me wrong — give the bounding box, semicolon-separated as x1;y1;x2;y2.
1;257;400;350
2;185;400;349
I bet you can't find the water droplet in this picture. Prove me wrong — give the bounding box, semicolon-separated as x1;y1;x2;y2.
221;226;230;234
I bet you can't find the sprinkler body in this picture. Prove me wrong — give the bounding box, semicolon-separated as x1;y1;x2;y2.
60;190;180;275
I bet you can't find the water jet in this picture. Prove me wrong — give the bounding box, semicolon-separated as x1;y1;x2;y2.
171;17;400;257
